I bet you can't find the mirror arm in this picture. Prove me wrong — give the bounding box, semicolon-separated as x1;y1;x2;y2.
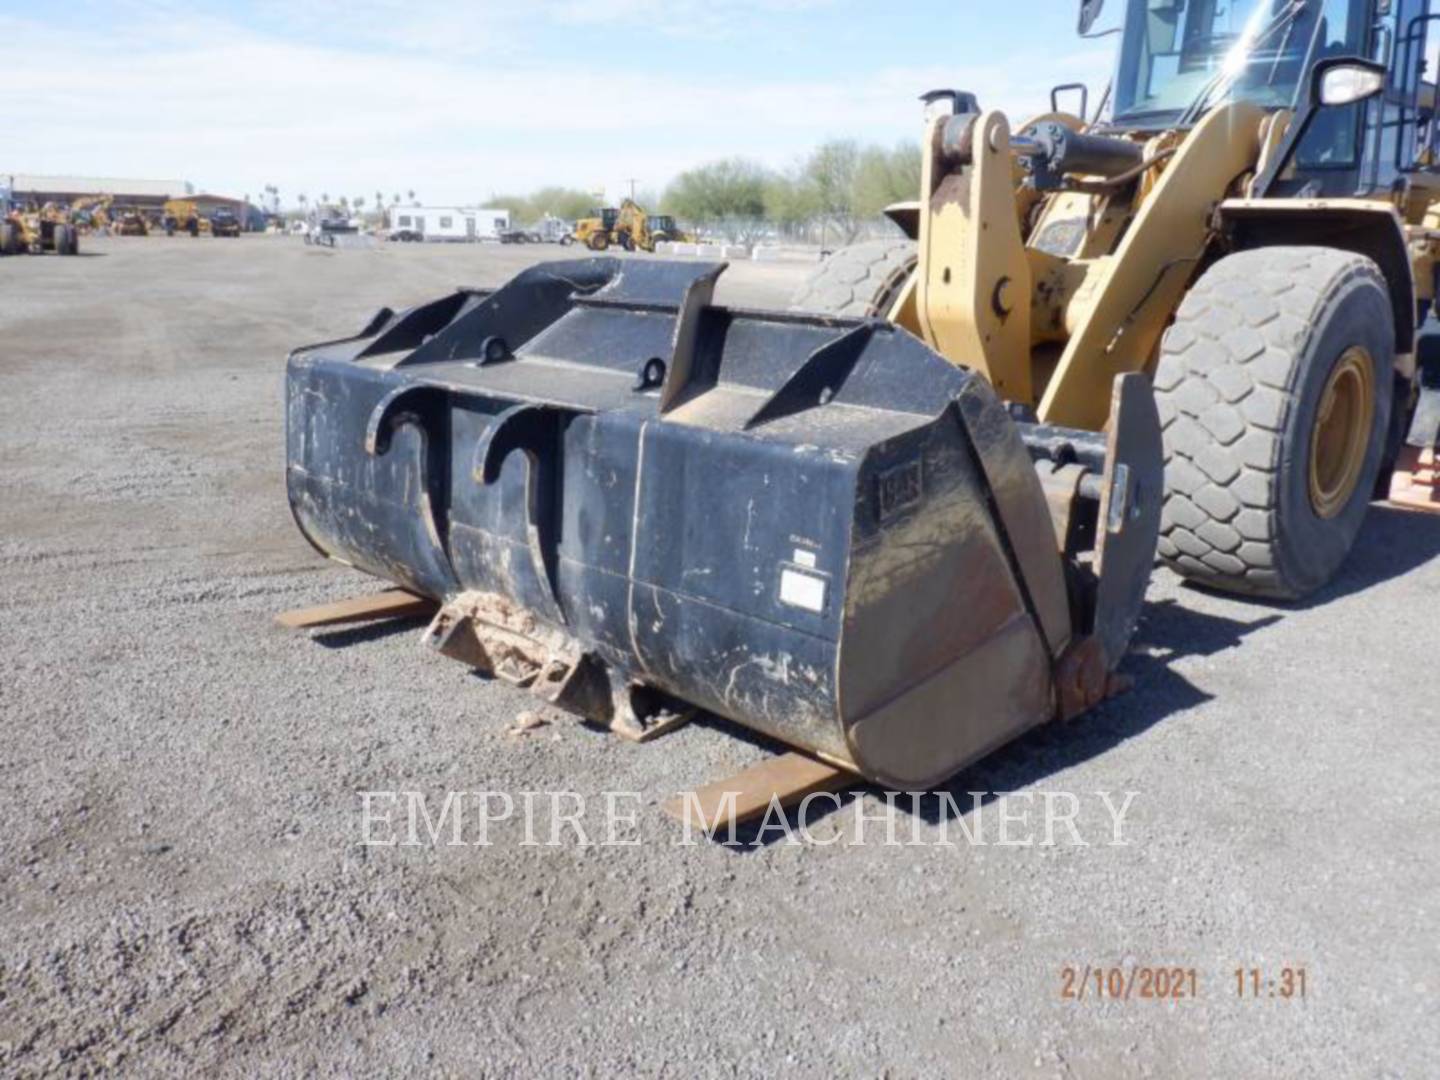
1252;102;1319;197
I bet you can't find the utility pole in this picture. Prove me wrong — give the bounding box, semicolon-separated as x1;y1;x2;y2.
625;178;639;201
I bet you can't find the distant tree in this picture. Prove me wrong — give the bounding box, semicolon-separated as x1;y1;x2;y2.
406;189;416;206
487;193;534;224
851;141;922;219
392;192;400;206
662;158;769;239
541;188;597;221
799;140;862;243
761;173;813;236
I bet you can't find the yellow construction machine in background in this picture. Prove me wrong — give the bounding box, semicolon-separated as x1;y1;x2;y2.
571;199;693;252
70;195;113;235
115;210;151;236
1;203;80;256
570;206;618;250
162;199;210;237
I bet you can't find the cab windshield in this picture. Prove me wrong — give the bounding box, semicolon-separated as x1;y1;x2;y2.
1112;0;1363;125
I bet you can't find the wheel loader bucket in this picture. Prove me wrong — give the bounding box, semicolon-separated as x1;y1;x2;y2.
286;258;1161;788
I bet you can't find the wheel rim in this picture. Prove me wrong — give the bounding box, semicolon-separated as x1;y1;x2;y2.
1308;346;1375;519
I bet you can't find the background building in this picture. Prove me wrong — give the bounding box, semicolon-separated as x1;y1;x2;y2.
1;174;194;214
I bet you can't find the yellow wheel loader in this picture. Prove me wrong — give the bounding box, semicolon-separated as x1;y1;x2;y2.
793;0;1440;599
1;204;79;256
571;206;618;250
280;0;1440;790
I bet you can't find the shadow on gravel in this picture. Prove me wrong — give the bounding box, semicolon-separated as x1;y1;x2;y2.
310;616;431;648
693;593;1285;849
1290;502;1440;607
4;252;107;259
1177;502;1440;610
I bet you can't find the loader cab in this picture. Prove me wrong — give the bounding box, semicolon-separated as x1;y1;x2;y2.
1104;0;1439;196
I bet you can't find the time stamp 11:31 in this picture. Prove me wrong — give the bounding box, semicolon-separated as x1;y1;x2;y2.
1060;965;1309;1002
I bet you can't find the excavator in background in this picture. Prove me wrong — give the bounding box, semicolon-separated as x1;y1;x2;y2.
69;196;149;237
282;0;1440;794
70;195;113;235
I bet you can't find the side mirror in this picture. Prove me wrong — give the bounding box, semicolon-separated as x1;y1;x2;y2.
1312;57;1387;107
1078;0;1105;36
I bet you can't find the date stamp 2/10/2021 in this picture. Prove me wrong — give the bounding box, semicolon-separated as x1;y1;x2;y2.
1060;965;1309;1002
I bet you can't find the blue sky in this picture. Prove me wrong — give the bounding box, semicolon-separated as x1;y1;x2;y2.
4;1;1115;205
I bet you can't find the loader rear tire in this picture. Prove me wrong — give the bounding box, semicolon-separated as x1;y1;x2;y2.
0;221;18;256
1155;247;1393;600
789;238;917;317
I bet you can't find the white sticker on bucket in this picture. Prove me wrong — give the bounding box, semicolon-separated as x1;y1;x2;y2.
792;548;817;568
779;566;826;613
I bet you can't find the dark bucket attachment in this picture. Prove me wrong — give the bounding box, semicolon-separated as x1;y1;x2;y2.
286;258;1161;787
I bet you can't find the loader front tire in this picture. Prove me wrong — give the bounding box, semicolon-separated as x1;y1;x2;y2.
1155;247;1393;600
0;221;18;256
789;237;916;317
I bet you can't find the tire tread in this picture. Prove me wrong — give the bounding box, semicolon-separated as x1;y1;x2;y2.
1156;246;1388;598
790;238;917;317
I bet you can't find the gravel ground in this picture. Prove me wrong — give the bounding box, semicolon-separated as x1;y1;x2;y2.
2;235;1437;1077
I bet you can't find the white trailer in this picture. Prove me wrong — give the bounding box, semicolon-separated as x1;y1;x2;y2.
387;206;509;243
